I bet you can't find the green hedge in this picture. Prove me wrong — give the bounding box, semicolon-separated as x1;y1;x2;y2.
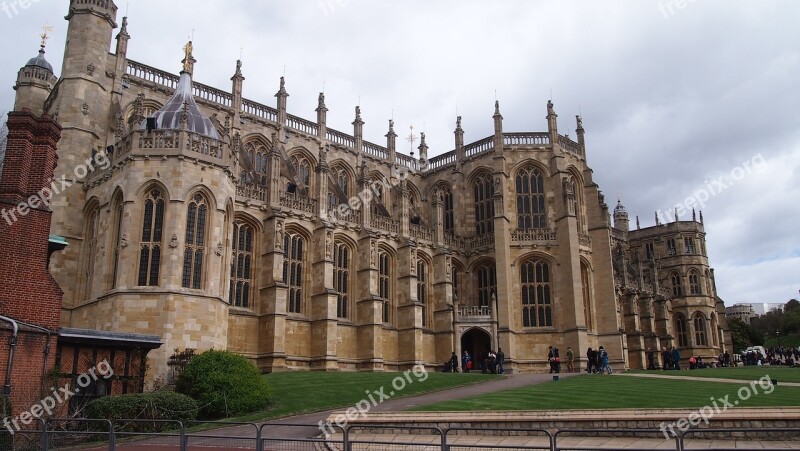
176;350;271;419
86;391;198;432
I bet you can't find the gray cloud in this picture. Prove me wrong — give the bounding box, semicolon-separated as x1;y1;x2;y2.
1;0;797;303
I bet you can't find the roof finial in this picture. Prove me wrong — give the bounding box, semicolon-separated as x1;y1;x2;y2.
40;23;54;51
182;40;193;72
494;100;500;115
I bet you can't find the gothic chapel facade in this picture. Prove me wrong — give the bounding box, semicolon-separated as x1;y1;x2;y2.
7;0;730;384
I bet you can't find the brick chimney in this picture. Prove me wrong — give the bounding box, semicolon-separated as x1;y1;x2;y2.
0;109;63;330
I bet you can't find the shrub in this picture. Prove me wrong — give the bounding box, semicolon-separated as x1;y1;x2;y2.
175;349;271;419
85;391;198;432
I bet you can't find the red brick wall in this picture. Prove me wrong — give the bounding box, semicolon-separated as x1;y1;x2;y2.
0;110;61;330
0;109;62;418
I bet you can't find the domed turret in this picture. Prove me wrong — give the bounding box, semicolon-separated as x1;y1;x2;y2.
148;42;219;139
614;197;629;232
14;44;57;115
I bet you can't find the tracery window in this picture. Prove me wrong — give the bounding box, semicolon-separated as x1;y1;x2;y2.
138;189;164;286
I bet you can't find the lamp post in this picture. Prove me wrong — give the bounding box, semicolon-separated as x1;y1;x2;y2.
777;330;781;350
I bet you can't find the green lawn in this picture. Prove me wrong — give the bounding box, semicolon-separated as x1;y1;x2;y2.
411;374;800;411
230;371;501;422
626;366;800;383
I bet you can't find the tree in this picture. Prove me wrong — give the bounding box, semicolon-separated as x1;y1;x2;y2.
727;318;753;353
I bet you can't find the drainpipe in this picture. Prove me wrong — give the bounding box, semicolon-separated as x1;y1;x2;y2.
0;315;19;395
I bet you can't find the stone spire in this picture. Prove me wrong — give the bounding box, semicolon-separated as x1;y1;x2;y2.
275;76;288;126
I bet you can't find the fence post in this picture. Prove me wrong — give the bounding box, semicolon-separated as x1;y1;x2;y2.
343;424;350;451
40;418;49;451
255;423;263;451
179;421;187;451
107;419;115;451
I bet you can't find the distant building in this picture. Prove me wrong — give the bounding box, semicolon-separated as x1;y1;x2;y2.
725;304;757;324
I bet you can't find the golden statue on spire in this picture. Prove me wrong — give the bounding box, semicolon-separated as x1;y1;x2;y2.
182;40;193;72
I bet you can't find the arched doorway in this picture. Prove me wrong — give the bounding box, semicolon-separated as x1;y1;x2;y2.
461;328;492;371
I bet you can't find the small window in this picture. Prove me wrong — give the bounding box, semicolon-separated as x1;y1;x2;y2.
666;238;677;256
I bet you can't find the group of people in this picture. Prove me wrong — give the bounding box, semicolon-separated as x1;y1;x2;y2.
646;346;683;370
749;347;799;366
585;346;613;374
443;349;505;374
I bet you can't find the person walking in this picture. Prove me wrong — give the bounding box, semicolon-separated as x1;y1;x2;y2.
647;347;656;370
661;347;672;370
599;346;612;374
566;347;575;373
462;350;472;373
497;347;505;374
671;346;681;370
449;351;459;373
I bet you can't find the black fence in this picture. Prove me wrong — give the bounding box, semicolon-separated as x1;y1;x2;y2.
0;419;797;450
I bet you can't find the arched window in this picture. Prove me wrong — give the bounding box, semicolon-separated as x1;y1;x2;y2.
564;175;583;234
182;193;208;289
675;313;688;347
516;166;546;230
379;251;392;323
328;166;350;210
111;194;124;289
476;263;496;310
138;188;164;286
83;207;99;299
581;262;594;331
521;259;552;327
671;272;683;297
694;313;708;346
473;173;494;236
442;187;454;234
283;232;305;314
230;222;254;308
334;242;350;319
289;154;311;195
417;259;429;327
688;270;701;295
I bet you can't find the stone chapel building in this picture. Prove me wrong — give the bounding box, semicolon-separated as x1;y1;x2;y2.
5;0;731;385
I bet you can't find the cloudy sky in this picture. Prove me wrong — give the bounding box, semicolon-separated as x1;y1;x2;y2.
1;0;798;304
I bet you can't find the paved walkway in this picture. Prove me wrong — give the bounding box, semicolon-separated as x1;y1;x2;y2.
614;371;800;386
111;371;800;449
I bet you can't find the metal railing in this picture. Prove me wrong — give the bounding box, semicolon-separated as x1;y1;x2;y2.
3;419;797;450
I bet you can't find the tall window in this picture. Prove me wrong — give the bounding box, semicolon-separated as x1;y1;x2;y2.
417;259;429;327
693;313;707;346
473;173;494;235
581;263;594;331
476;263;496;309
329;167;349;210
111;195;124;289
684;237;695;254
289;154;311;194
138;188;164;286
379;251;391;323
442;187;454;234
671;272;683;297
334;242;350;319
516;166;546;230
283;232;305;314
645;242;654;260
667;238;677;256
84;208;99;299
675;313;688;347
230;222;254;308
182;194;207;289
521;259;552;327
688;270;701;295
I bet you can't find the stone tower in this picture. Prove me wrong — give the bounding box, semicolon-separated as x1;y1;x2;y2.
614;198;629;233
47;0;118;307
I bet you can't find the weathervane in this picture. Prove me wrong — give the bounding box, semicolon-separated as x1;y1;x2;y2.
40;23;54;50
406;125;418;156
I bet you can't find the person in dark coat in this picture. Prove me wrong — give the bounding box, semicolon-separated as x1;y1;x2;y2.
671;346;681;370
661;347;672;370
586;347;595;373
449;352;459;373
647;347;656;370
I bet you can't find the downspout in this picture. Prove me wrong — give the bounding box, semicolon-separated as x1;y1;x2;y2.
0;315;19;395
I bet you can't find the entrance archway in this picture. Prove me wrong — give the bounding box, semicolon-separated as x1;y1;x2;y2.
461;328;492;371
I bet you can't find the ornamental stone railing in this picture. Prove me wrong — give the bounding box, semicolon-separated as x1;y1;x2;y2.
409;224;434;242
370;215;400;234
510;228;557;243
280;191;316;213
237;183;268;202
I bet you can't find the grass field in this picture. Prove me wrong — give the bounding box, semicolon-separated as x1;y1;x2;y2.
230;371;501;422
411;374;800;411
626;366;800;383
